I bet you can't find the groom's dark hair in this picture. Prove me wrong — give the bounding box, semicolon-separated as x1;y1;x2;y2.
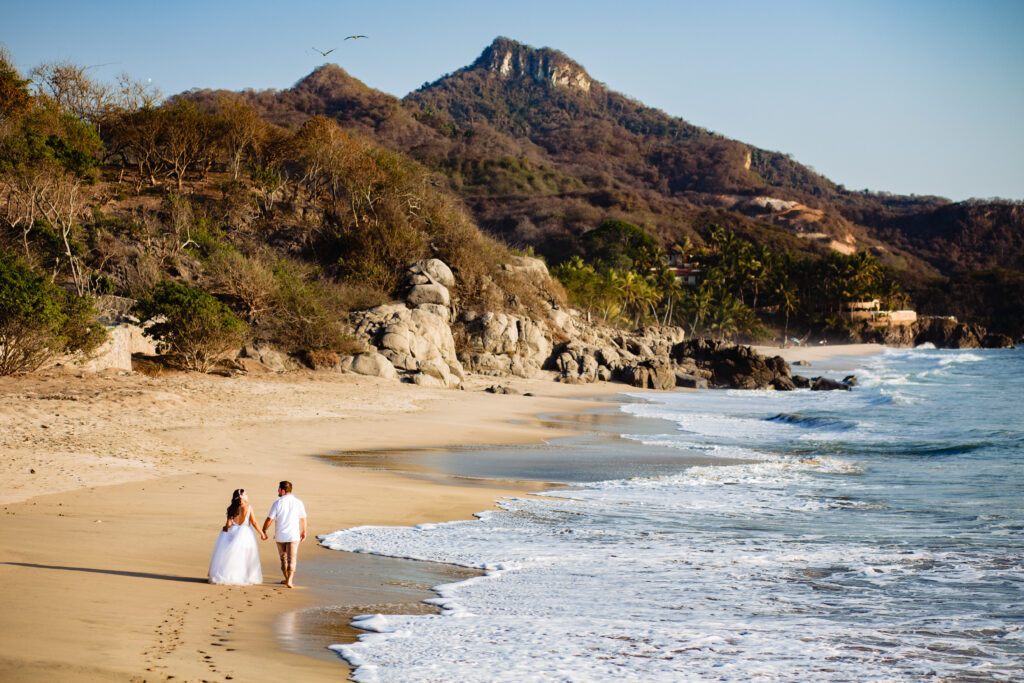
279;481;292;493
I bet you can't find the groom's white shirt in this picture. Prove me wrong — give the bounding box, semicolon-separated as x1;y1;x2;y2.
267;493;307;542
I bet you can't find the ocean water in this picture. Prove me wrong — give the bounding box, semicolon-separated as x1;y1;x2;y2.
320;347;1024;682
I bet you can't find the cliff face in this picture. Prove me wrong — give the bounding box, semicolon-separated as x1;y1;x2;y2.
472;37;593;92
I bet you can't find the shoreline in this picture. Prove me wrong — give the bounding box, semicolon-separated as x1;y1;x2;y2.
0;343;885;681
0;369;620;681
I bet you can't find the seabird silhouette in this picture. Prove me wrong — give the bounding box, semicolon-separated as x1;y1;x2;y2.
345;35;368;40
312;47;335;56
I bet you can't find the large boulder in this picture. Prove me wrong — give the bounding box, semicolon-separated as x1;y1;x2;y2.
241;341;297;372
675;372;708;390
61;324;133;372
546;306;576;335
340;353;398;380
671;338;791;390
811;376;852;391
350;304;464;387
503;255;554;293
406;283;451;307
914;317;985;349
981;333;1014;349
771;376;797;391
621;359;677;390
408;259;455;288
458;311;552;379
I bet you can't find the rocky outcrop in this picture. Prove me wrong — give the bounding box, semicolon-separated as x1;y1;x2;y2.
474;37;593;92
913;317;987;349
855;316;1015;349
621;359;676;390
345;260;466;387
811;376;852;391
350;304;464;387
671;339;792;390
457;310;551;378
675;373;709;390
339;352;398;380
981;333;1015;348
241;341;301;372
545;323;690;386
53;296;160;372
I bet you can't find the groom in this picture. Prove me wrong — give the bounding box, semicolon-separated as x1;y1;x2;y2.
262;481;307;588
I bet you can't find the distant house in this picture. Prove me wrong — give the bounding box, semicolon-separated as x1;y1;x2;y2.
841;300;917;327
661;253;703;286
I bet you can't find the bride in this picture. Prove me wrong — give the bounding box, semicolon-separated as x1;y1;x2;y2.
208;488;266;585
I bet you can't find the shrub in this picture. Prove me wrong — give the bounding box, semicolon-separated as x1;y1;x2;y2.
267;259;360;352
0;249;106;375
133;281;248;372
206;248;278;323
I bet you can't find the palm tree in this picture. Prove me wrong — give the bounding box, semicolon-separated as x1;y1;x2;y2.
707;293;746;340
776;281;798;347
748;244;774;311
653;267;683;325
682;282;715;336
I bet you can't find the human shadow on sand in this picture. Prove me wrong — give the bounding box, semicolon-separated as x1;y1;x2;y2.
2;562;208;583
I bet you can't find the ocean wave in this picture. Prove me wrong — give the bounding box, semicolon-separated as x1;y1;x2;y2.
318;349;1023;683
939;352;986;365
765;412;858;431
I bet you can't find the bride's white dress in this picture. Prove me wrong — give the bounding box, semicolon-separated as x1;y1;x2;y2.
208;508;262;585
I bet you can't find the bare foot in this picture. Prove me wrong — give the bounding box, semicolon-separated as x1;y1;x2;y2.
285;581;294;589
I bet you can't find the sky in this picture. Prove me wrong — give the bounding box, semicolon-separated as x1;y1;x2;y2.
4;0;1022;201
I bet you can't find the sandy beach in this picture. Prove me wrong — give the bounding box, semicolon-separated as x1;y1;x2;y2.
0;343;882;681
0;367;616;682
752;342;885;365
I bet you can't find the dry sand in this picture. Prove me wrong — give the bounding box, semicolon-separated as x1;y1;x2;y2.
0;368;614;682
0;343;883;681
752;342;885;365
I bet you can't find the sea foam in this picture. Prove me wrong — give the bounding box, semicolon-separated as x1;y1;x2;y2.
319;349;1024;682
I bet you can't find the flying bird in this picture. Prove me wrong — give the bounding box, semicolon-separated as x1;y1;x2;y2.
312;47;335;56
345;35;368;40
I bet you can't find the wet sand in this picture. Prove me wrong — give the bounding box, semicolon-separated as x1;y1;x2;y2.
0;343;885;680
0;369;617;681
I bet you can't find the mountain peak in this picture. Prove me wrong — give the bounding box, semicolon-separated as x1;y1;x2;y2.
293;63;370;96
471;37;593;92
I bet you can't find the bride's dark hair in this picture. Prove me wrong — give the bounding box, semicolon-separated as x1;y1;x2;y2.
226;488;244;520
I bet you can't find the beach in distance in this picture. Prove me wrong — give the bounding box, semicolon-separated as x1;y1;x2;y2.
6;341;1015;682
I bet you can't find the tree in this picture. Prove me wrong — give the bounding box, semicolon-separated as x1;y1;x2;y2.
133;281;248;372
155;103;217;191
0;49;33;121
0;249;105;375
215;97;266;181
2;110;102;294
268;259;352;352
581;219;662;273
206;248;278;323
776;281;798;346
30;61;112;124
32;167;93;294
